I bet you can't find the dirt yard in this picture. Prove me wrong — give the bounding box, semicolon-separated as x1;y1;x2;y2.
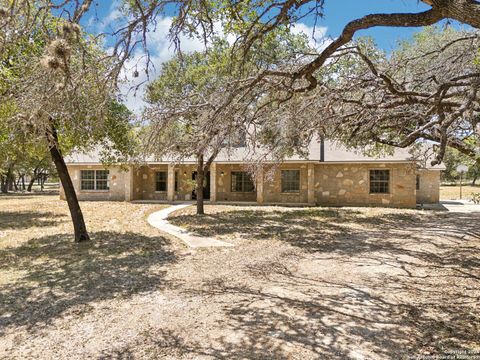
1;196;479;359
441;184;480;200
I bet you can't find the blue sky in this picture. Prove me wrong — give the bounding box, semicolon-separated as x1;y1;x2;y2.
85;0;444;112
317;0;431;49
88;0;434;50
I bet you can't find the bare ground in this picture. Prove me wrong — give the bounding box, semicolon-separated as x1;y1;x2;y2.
0;196;479;359
441;184;480;200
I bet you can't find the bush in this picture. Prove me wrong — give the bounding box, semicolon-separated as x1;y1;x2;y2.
471;193;480;204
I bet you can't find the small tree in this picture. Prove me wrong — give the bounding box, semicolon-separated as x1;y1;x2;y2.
144;41;247;215
1;7;136;241
250;27;480;165
145;32;310;214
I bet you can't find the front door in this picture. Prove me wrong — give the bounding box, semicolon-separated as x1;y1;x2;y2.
191;171;210;200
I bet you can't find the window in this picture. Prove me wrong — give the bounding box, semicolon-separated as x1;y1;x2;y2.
416;175;420;190
95;170;109;190
174;171;179;192
370;170;390;194
281;170;300;193
80;170;109;191
155;171;167;192
231;171;255;192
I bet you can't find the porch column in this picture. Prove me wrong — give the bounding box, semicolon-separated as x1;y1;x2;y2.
307;163;315;205
256;166;264;204
210;162;217;203
124;165;134;202
167;164;175;202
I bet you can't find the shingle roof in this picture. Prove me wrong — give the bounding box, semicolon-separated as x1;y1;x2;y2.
65;139;445;169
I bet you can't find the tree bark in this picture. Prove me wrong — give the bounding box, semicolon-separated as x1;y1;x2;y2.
47;122;90;242
0;175;6;194
27;171;37;192
13;175;18;192
6;165;14;192
196;154;205;215
40;174;46;191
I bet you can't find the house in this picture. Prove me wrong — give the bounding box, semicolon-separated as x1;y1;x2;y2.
61;139;444;207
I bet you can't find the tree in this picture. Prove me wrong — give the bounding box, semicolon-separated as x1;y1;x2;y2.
144;33;310;214
4;1;480;168
1;5;136;241
299;27;480;165
162;0;480;163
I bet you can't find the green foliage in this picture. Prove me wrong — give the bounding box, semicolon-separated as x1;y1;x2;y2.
145;29;311;162
441;148;479;183
471;193;480;204
0;3;138;186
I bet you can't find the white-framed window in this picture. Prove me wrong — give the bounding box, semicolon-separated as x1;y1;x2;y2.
369;169;390;194
80;170;109;191
155;171;167;192
281;170;300;193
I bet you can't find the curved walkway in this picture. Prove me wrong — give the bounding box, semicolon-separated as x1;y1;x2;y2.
147;204;234;248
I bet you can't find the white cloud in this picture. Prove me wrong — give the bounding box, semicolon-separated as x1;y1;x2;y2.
290;23;330;50
119;20;330;115
119;17;205;114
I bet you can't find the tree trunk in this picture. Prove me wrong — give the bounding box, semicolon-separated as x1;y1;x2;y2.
27;171;37;192
196;154;205;215
21;175;25;191
0;175;6;193
6;166;14;192
40;174;45;191
47;122;90;242
473;176;478;186
13;176;18;192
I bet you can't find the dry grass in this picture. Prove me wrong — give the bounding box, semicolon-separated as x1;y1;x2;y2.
1;196;479;359
441;184;480;200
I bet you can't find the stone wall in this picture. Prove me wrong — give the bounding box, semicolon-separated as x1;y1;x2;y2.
64;161;436;207
261;163;309;204
416;169;441;204
215;164;257;202
136;165;169;201
173;165;198;201
60;165;128;201
134;164;199;201
314;163;417;208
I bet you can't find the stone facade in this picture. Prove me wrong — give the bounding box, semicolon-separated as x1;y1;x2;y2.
260;163;310;204
416;169;441;204
62;161;441;208
215;164;257;202
60;165;130;201
314;163;417;208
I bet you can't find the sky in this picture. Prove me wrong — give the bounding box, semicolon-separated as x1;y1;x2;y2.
84;0;441;113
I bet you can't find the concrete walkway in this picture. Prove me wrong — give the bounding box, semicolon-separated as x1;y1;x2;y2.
422;200;480;213
147;204;234;248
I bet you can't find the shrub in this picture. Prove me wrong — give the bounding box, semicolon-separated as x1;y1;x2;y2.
471;192;480;204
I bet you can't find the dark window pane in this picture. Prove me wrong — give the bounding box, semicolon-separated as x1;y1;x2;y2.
96;170;109;190
80;170;95;190
369;170;390;194
231;171;254;192
174;171;179;192
156;171;167;192
281;170;300;193
96;170;108;180
416;175;420;190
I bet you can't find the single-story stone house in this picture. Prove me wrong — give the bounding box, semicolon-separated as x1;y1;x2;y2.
62;140;444;208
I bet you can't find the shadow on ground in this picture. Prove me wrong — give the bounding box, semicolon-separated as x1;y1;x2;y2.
162;208;480;358
0;210;68;230
0;231;176;334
